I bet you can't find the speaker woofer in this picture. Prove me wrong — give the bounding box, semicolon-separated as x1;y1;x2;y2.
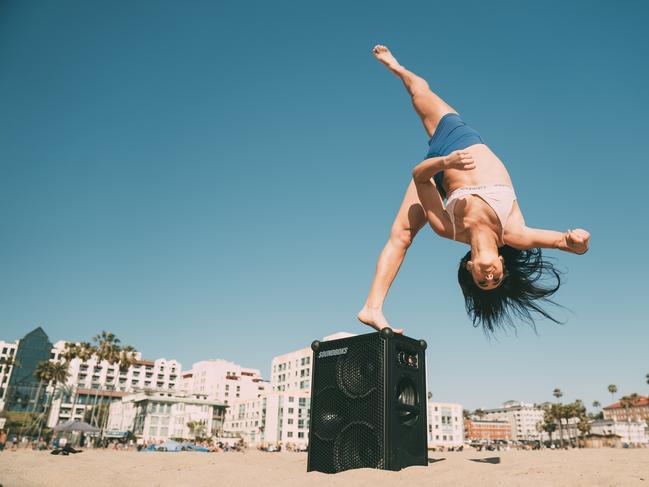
396;377;419;426
335;347;380;399
333;421;382;472
312;387;348;441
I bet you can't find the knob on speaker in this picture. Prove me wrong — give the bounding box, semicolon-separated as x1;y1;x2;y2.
379;327;394;339
311;340;321;351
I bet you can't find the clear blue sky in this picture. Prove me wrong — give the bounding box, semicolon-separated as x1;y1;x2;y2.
1;0;648;410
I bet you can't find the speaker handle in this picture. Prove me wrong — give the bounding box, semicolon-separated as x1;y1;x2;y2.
311;340;321;351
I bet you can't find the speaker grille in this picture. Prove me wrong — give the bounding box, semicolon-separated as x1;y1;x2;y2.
333;421;381;471
336;346;381;399
308;334;385;473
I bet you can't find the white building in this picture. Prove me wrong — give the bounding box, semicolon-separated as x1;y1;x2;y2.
591;419;648;446
107;390;227;443
224;390;311;448
47;340;182;427
0;339;19;410
482;400;545;442
180;359;268;405
427;401;464;448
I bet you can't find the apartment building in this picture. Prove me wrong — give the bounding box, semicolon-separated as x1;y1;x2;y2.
180;359;268;405
482;400;544;442
224;390;311;448
464;418;512;441
427;401;464;448
0;338;19;410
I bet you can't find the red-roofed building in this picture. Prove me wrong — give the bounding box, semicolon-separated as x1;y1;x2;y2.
603;395;649;423
464;418;511;441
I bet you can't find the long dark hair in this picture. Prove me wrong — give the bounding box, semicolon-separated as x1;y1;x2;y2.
457;245;564;335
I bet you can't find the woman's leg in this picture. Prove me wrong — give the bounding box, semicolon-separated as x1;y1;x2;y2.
372;45;458;138
358;179;427;333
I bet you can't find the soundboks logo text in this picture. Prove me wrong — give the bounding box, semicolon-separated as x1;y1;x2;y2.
317;347;348;358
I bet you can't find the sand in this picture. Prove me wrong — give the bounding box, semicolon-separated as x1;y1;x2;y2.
1;448;648;487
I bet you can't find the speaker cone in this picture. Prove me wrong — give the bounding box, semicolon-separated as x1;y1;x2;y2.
396;377;419;426
333;421;382;471
335;347;380;399
312;386;348;441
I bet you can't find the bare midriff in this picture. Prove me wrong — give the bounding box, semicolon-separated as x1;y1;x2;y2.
441;144;514;196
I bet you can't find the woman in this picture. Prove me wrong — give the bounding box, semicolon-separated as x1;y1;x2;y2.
358;45;590;335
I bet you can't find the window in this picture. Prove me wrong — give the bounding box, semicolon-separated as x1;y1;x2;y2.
298;432;304;438
149;426;157;436
288;408;294;414
287;431;293;437
288;418;294;424
289;396;294;402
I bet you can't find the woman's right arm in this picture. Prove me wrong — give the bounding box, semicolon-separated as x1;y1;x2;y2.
411;152;476;237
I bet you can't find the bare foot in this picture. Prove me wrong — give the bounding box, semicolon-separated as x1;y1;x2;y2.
357;306;404;334
372;44;403;73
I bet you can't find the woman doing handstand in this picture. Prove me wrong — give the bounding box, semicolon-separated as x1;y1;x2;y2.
358;45;590;335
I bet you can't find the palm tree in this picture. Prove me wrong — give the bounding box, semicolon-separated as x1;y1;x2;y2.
99;345;137;433
576;417;591;447
187;420;207;440
551;389;564;446
89;332;121;427
540;407;558;447
608;384;617;403
38;362;70;436
32;361;52;415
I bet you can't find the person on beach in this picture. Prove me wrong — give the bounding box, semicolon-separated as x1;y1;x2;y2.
358;45;590;335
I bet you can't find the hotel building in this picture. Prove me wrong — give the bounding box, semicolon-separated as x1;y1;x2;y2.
47;340;182;427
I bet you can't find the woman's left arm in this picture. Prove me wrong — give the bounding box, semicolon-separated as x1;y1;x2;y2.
507;227;590;254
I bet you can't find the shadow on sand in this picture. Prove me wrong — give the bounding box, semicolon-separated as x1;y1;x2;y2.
427;457;446;464
468;457;501;465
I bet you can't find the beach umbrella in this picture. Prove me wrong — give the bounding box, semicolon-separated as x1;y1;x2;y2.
53;420;100;433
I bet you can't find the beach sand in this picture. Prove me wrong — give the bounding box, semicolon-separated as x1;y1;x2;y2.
1;448;648;487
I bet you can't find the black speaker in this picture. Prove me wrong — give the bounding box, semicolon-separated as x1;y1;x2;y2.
307;328;428;473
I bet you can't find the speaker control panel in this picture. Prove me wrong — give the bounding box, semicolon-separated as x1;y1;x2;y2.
397;350;419;369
